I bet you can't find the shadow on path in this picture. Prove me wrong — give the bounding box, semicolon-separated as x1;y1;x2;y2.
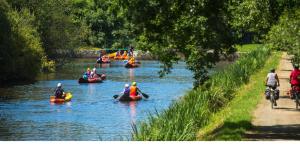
245;124;300;140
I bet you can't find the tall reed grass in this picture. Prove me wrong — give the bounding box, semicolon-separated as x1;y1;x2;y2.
132;46;271;141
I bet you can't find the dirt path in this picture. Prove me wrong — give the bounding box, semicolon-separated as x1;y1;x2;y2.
245;52;300;140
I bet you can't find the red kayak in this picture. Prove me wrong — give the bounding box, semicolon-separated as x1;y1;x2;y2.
125;63;139;68
78;74;106;83
119;94;142;101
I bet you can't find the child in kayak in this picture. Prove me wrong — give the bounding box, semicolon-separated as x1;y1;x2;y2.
54;83;65;99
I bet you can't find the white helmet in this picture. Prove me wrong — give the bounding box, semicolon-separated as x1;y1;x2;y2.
125;84;129;88
57;83;62;87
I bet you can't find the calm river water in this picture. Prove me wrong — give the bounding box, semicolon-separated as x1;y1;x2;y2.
0;59;195;140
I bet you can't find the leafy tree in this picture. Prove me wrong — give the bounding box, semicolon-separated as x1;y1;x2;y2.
0;0;45;83
266;8;300;64
7;0;86;60
120;0;235;86
70;0;134;48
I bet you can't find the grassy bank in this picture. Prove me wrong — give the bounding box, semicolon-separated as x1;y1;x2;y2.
132;45;273;141
236;44;263;53
197;52;281;140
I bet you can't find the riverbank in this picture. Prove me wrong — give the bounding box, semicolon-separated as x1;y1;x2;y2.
132;45;272;140
73;49;156;60
197;52;281;140
73;47;241;61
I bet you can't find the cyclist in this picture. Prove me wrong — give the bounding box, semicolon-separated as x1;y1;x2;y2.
290;64;300;99
265;68;280;106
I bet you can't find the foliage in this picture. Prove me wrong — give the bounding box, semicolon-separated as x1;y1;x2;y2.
0;0;45;83
71;0;134;48
266;8;300;64
120;0;235;86
198;52;281;140
133;46;271;140
235;44;263;53
8;0;87;60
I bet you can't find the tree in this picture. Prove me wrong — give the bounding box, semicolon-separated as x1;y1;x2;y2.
0;0;46;84
266;8;300;64
120;0;235;86
7;0;86;60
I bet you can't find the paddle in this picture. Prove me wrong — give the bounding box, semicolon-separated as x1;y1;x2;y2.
137;89;149;99
113;94;119;99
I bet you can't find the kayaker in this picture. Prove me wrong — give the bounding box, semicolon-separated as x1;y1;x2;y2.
54;83;65;99
82;72;88;80
90;67;98;78
86;68;91;77
123;84;130;97
128;57;135;65
130;82;140;96
129;46;134;56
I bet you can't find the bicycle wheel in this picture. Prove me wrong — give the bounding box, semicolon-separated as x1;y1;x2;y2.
296;93;299;109
271;93;275;109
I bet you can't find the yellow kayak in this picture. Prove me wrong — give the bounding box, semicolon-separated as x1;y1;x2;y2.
50;93;72;103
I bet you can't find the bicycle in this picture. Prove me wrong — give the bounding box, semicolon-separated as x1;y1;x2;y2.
291;85;300;109
269;87;276;109
266;86;277;109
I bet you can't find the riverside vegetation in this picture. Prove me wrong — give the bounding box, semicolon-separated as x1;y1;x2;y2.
132;45;274;140
1;0;299;87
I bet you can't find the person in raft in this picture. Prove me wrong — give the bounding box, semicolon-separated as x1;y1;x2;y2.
128;57;135;65
86;68;91;77
123;84;130;97
54;83;65;99
130;82;140;97
90;67;98;78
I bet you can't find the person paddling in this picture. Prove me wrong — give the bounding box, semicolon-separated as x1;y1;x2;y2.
128;57;135;65
123;84;130;97
130;82;140;97
54;83;65;99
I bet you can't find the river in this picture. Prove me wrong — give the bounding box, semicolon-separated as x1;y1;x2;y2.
0;59;195;140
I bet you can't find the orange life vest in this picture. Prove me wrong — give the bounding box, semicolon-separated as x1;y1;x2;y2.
130;86;137;96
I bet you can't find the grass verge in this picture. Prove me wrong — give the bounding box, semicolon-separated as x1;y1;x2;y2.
132;45;273;140
197;52;282;140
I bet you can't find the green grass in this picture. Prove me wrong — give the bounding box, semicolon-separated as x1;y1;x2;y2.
77;46;102;51
198;52;282;140
235;44;263;53
132;46;273;141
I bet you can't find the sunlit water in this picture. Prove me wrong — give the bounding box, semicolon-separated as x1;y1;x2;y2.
0;59;196;140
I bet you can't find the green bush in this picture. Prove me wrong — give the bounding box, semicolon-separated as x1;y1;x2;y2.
133;46;270;141
0;1;45;84
266;8;300;64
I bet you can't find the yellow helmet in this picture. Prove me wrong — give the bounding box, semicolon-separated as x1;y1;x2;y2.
132;82;137;86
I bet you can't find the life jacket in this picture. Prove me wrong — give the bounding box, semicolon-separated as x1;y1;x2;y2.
55;87;64;98
124;87;130;96
290;69;300;85
130;86;137;96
